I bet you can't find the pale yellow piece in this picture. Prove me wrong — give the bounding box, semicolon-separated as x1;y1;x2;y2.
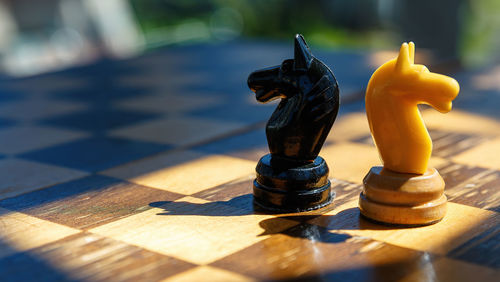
366;42;460;174
312;200;497;255
0;208;80;259
102;150;255;194
162;266;255;282
90;196;298;264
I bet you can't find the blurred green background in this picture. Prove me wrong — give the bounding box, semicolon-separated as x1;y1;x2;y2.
0;0;498;76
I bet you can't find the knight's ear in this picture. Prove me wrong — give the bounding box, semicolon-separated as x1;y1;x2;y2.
395;42;411;72
408;41;415;64
294;34;313;70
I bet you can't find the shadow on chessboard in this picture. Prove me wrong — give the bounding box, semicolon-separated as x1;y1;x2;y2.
149;194;253;216
149;196;416;236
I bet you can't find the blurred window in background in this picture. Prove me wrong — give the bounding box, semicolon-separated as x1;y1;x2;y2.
0;0;142;76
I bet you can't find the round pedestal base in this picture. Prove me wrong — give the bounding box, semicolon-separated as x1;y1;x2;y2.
253;154;334;212
359;166;447;225
359;193;447;226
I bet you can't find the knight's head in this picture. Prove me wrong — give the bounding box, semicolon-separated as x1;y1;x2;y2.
248;34;315;103
374;42;460;113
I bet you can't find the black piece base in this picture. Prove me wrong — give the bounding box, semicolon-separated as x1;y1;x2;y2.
253;154;334;212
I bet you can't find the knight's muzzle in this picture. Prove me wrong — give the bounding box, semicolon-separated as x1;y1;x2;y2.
247;66;280;92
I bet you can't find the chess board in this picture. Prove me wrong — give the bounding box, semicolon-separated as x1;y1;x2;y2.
0;42;498;281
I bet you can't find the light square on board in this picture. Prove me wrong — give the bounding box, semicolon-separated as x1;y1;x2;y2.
108;116;244;146
102;150;255;195
309;200;499;256
0;158;88;200
0;125;88;155
452;137;500;171
320;142;380;184
0;207;80;259
161;266;255;282
89;196;299;265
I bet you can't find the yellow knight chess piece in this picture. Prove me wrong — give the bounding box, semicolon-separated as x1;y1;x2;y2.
359;42;460;225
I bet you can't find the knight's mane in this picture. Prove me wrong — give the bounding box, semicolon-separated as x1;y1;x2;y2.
304;59;336;92
366;59;397;98
304;75;332;99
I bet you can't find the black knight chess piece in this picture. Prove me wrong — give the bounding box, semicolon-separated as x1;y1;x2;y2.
247;34;340;212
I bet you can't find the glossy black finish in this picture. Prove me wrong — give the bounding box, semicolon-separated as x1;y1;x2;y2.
248;34;340;212
253;154;333;212
248;34;339;162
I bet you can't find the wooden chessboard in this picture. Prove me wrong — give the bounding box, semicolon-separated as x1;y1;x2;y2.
0;42;498;281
